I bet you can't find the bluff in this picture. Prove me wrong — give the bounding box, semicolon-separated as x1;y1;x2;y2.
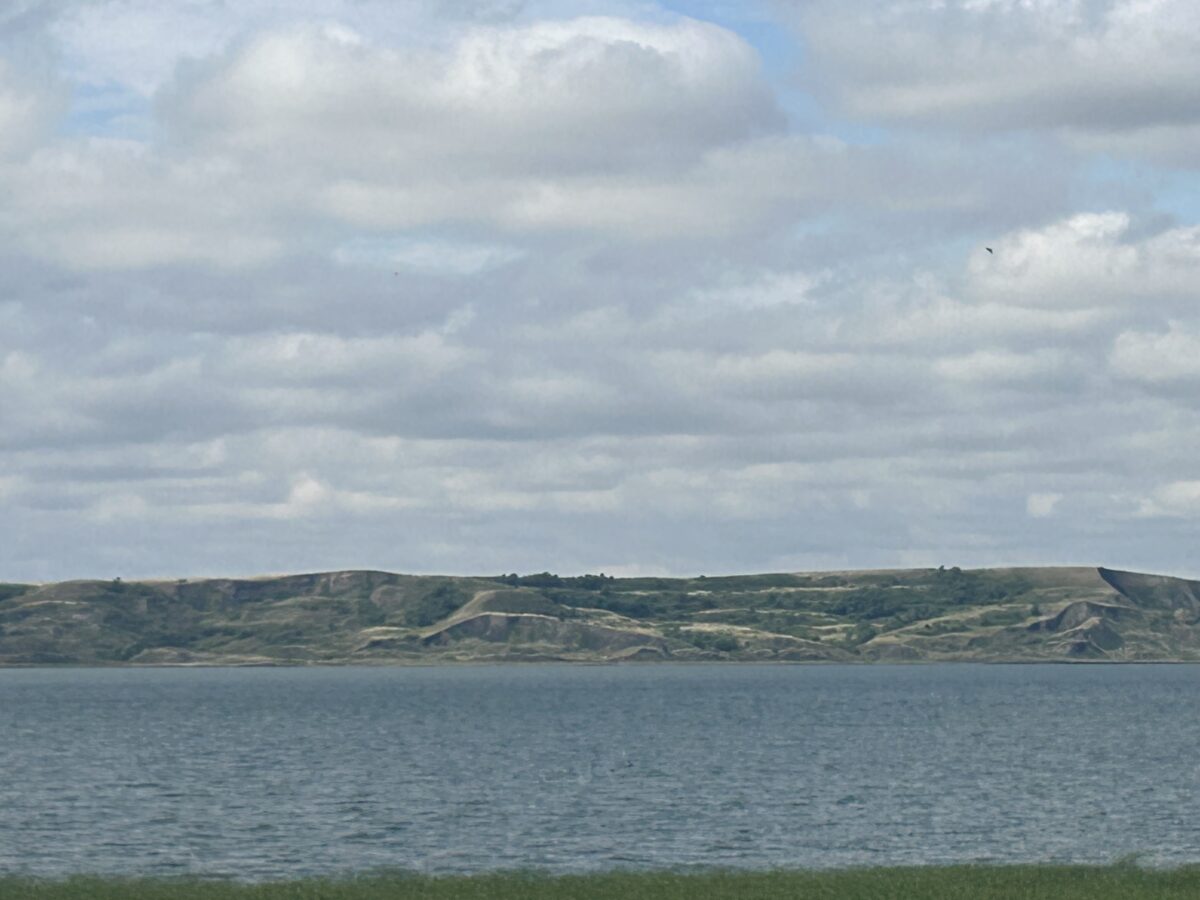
2;566;1199;665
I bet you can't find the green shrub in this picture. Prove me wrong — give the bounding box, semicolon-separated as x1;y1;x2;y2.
0;583;30;603
401;584;467;627
977;608;1025;627
684;631;740;653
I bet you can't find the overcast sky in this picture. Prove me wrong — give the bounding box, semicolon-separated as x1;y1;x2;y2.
3;0;1200;581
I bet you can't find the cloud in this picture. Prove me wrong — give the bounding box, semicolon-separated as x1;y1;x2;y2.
1026;492;1062;518
1137;480;1200;518
2;8;1082;270
0;58;61;158
1111;323;1200;385
171;17;779;172
966;212;1200;308
795;0;1200;163
6;139;282;268
220;331;475;385
173;16;886;240
2;15;807;266
47;0;442;95
6;2;1200;581
333;236;524;276
653;347;928;409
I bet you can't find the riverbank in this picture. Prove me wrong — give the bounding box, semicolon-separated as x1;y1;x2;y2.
4;866;1200;899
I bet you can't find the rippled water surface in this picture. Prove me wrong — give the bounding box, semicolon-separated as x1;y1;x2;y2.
2;664;1199;878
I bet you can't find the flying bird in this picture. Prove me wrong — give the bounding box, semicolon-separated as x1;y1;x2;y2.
985;247;993;254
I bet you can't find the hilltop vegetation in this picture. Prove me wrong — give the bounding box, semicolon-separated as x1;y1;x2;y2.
2;566;1200;665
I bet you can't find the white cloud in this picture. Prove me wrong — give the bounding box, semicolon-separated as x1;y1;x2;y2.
796;0;1200;163
172;17;779;172
47;0;438;95
6;2;1200;580
1137;480;1200;517
651;347;926;408
0;59;61;159
967;213;1200;308
287;473;329;508
1026;492;1062;518
333;236;524;276
852;290;1109;351
0;473;24;502
1111;324;1200;384
0;15;805;265
2;10;1076;268
683;270;822;314
6;139;281;267
87;490;151;521
219;331;475;384
935;348;1072;386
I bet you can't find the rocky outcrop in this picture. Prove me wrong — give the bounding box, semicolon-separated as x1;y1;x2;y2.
1053;617;1125;657
1018;598;1137;658
862;641;924;661
421;613;667;658
1028;600;1134;634
1100;568;1200;612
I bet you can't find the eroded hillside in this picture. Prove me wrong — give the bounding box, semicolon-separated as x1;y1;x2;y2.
2;566;1199;665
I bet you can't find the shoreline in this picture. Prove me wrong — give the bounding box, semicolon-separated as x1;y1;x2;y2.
3;657;1200;669
5;864;1200;899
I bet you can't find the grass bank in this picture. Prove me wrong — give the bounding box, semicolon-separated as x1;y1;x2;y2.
3;866;1200;900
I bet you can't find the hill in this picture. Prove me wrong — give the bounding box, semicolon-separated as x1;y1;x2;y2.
2;566;1200;665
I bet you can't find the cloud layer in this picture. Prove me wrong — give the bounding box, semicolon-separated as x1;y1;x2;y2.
3;0;1200;580
796;0;1200;164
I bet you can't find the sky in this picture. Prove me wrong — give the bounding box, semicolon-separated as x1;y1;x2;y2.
3;0;1200;582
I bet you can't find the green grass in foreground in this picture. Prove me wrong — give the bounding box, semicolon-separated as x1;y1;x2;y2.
4;866;1200;900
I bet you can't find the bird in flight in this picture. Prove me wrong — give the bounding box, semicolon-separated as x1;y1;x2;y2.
985;247;993;254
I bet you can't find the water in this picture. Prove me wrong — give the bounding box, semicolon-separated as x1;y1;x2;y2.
1;663;1199;879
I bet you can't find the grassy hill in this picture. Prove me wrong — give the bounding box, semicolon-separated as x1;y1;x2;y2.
3;566;1200;665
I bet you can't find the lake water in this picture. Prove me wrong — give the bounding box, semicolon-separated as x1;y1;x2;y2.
1;663;1198;879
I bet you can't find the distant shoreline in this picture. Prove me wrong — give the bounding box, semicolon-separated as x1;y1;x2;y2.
3;657;1200;668
6;566;1200;665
